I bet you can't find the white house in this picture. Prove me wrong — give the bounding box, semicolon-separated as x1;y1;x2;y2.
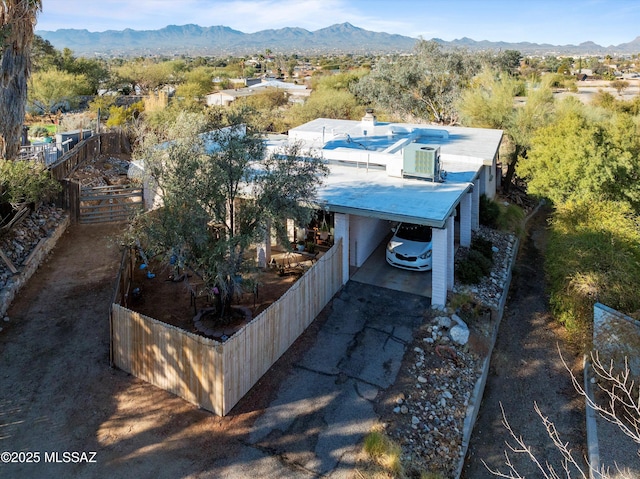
265;111;503;307
131;113;503;308
205;80;311;107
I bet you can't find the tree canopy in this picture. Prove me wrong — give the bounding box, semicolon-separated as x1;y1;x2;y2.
129;111;328;312
28;67;90;117
519;103;640;210
351;40;481;124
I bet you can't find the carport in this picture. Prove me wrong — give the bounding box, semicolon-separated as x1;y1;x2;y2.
351;238;434;298
321;161;480;306
263;116;503;307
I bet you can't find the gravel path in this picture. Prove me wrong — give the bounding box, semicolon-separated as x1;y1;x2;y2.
461;207;586;478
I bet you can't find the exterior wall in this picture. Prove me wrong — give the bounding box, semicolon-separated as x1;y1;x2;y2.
334;213;350;284
348;216;389;268
459;191;472;247
205;93;233;106
431;215;454;307
472;178;480;230
446;215;454;289
478;164;496;199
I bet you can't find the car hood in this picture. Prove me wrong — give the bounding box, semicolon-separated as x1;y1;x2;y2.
388;238;432;256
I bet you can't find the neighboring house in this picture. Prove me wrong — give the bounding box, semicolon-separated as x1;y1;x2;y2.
205;88;258;106
205;79;311;107
263;110;503;306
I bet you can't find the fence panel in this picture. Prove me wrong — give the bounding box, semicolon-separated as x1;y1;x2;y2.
111;304;226;415
111;239;343;416
79;184;143;224
221;239;343;414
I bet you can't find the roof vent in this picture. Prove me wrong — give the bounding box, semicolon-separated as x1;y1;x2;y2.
362;108;377;126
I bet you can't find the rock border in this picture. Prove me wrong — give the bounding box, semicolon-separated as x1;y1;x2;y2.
0;214;70;319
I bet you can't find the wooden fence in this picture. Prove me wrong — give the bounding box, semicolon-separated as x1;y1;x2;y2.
51;131;132;221
50;131;130;180
79;184;143;224
111;239;343;416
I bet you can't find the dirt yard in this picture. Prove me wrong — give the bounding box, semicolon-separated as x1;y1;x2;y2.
127;255;302;340
0;223;325;479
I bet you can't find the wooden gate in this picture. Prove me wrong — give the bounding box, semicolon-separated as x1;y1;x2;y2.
79;184;143;224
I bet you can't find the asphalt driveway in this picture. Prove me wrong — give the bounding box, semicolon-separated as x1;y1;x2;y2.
216;281;431;478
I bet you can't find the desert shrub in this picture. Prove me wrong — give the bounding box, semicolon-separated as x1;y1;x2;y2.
470;236;494;261
0;159;61;208
546;199;640;345
496;202;525;234
456;257;484;284
457;235;495;285
30;125;51;137
468;249;492;275
479;193;500;228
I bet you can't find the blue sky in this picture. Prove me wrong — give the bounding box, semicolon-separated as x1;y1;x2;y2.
37;0;640;46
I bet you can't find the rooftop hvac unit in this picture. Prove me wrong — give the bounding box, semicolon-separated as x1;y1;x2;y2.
402;144;442;181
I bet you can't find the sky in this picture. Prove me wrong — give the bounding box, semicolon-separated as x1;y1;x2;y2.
37;0;640;46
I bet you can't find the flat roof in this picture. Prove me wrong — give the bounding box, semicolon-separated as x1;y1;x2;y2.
317;161;477;228
289;118;503;166
269;118;503;227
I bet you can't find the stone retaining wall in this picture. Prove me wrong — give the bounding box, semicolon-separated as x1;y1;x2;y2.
0;215;70;318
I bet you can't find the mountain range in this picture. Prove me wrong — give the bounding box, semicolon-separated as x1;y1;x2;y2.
36;22;640;57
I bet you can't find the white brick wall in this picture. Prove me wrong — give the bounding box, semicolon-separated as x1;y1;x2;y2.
432;219;452;307
460;191;472;247
334;213;350;285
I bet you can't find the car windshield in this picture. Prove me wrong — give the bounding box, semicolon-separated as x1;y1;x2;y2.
395;224;432;242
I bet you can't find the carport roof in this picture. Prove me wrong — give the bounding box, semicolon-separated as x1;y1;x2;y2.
269;117;502;228
318;160;478;228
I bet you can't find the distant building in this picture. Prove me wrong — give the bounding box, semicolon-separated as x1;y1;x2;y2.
205;80;311;107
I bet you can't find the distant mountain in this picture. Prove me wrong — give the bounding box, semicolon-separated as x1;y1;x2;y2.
36;23;640;57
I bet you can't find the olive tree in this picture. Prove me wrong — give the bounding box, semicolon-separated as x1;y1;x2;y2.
351;40;481;124
129;111;328;314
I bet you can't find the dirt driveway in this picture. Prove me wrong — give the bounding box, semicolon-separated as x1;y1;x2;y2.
462;208;585;477
0;223;280;478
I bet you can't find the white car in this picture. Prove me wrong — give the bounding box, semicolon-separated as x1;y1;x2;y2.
386;222;433;271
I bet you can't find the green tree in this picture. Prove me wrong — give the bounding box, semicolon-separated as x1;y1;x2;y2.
28;67;90;118
130;112;328;314
285;88;362;128
610;79;630;96
114;58;181;94
493;49;522;75
174;65;214;104
31;34;61;71
519;105;640;210
456;69;554;191
59;47;109;93
351;40;480;124
0;0;42;160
